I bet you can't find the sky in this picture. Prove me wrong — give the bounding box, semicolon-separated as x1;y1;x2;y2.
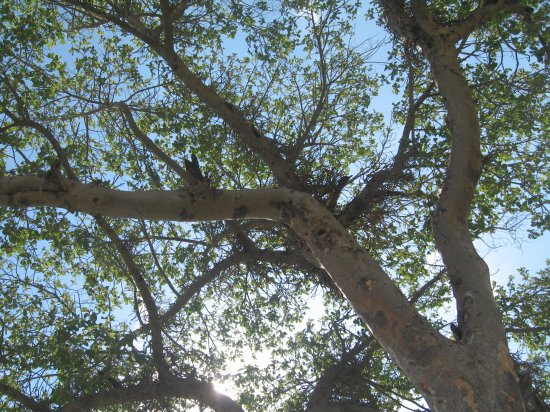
477;231;549;287
212;5;550;406
3;2;547;410
357;13;549;283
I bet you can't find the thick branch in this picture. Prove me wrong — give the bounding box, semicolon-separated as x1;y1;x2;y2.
308;266;446;411
380;0;511;356
379;0;506;349
0;381;52;412
149;46;303;189
0;175;287;221
58;376;244;412
0;174;451;383
159;0;175;49
379;0;534;45
424;41;500;345
376;4;526;408
451;1;534;41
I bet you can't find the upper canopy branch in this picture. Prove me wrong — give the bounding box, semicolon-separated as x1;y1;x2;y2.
149;46;304;190
450;1;534;41
379;0;534;45
53;0;304;190
49;0;158;43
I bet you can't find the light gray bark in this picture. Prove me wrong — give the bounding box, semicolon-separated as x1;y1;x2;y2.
0;173;457;393
377;0;528;410
2;1;537;410
425;41;523;412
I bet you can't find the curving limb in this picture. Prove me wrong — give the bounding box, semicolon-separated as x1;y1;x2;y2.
377;0;526;408
0;173;454;397
449;1;534;42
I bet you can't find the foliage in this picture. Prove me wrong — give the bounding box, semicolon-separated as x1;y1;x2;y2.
0;0;548;411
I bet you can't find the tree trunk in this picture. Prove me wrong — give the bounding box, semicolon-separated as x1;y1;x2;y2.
375;0;528;406
0;174;527;410
416;37;525;412
287;199;525;411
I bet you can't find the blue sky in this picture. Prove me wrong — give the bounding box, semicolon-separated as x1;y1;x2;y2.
3;3;546;408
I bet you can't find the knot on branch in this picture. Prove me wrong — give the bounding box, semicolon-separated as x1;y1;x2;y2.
184;154;209;185
44;160;69;191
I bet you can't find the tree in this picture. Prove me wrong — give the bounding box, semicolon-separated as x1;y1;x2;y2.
0;0;548;410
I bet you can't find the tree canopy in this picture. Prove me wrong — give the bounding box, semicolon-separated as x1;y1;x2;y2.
0;0;548;411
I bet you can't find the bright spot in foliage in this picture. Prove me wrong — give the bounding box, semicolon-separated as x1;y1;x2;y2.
213;380;237;397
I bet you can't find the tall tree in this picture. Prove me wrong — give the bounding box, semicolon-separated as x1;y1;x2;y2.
0;0;548;411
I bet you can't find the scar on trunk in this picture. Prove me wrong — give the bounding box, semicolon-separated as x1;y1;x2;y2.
233;205;249;219
453;378;476;409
